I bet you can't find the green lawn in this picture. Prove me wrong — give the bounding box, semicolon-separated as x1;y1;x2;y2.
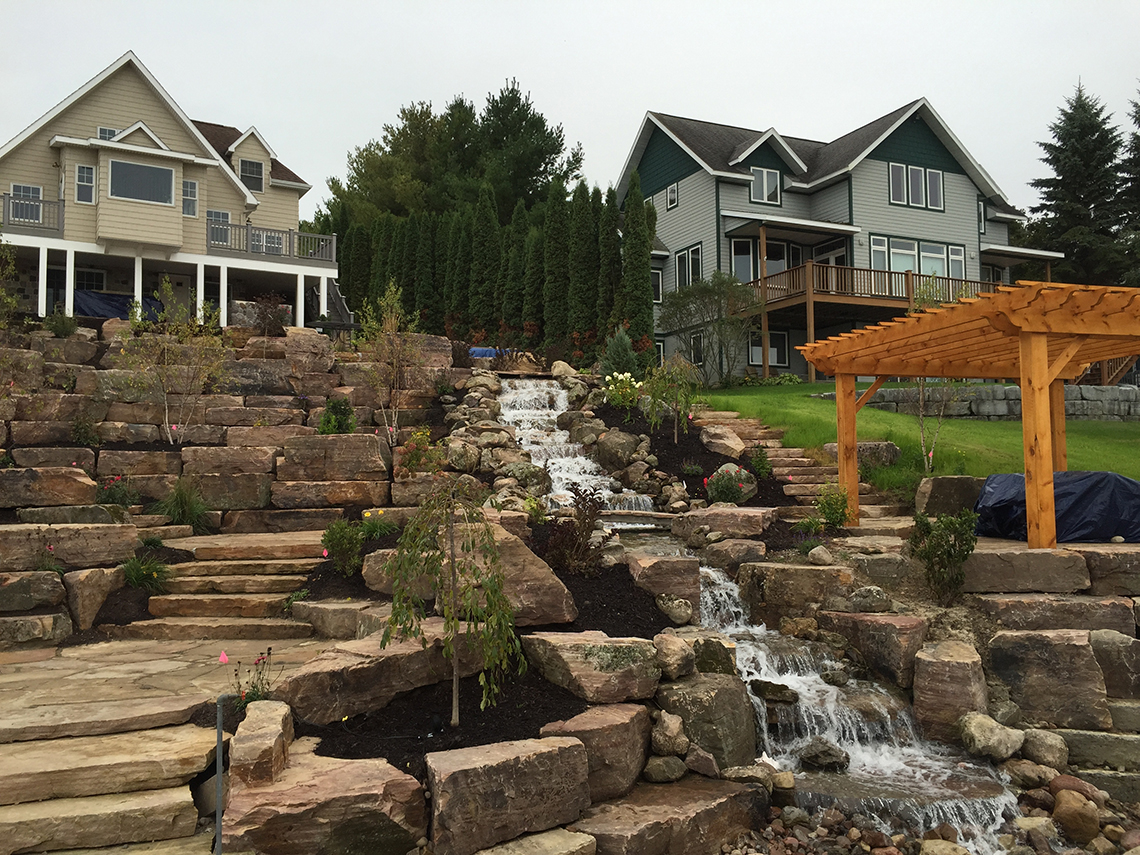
706;383;1140;482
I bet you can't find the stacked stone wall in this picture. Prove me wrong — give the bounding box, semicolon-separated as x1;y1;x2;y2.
843;384;1140;421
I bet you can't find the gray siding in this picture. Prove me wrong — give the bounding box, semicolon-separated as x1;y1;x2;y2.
647;170;719;332
983;220;1009;246
718;179;812;219
809;180;850;224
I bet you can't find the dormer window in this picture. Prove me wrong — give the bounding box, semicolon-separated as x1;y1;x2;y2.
98;127;119;141
239;159;264;193
750;167;780;205
889;162;943;211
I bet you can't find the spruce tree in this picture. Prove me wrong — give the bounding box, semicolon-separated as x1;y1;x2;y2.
567;181;600;363
469;185;501;343
542;178;570;347
1122;94;1140;287
386;217;407;302
522;227;545;347
1029;84;1125;285
619;172;655;372
338;226;356;310
369;213;396;306
597;187;622;338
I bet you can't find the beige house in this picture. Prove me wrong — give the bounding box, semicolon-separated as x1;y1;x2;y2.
0;51;340;327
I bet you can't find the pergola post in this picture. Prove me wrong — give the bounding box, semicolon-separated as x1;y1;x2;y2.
760;226;770;379
1049;379;1067;473
805;260;816;383
1019;331;1057;548
835;372;859;527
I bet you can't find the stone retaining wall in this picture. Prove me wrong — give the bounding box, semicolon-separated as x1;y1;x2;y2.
841;384;1140;421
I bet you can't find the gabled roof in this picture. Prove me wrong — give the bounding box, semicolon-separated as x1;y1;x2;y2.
112;121;168;150
193;120;310;191
618;99;1019;211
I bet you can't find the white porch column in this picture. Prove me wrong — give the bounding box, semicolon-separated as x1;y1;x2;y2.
319;276;328;319
295;273;305;328
133;256;143;307
64;249;75;317
219;265;228;327
37;246;48;317
195;262;205;323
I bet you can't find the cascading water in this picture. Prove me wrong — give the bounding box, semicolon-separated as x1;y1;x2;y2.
498;378;653;511
701;566;1018;850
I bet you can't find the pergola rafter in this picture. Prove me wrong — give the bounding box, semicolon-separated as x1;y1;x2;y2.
798;282;1140;548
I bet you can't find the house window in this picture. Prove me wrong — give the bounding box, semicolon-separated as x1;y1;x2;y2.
651;269;662;303
981;264;1004;283
750;167;780;205
109;160;173;204
666;183;678;210
10;184;42;223
748;329;789;368
978;200;986;234
764;241;787;275
890;238;918;272
239;159;264;192
690;332;704;366
676;244;701;289
948;246;965;279
926;170;944;210
908;166;925;207
74;269;106;291
871;235;965;280
655;340;664;367
732;239;753;283
889;163;907;205
98;127;119;141
76;166;95;204
207;210;231;246
182;180;197;217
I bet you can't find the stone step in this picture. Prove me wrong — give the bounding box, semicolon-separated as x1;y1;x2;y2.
691;412;740;423
784;482;874;497
291;600;391;639
164;574;310;595
53;833;214;854
132;515;171;529
858;504;911;519
0;787;198;853
0;695;212;744
146;525;196;540
0;724;219;805
847;518;916;538
147;593;290;619
974;594;1136;634
162;531;325;561
1111;700;1140;732
167;558;319;578
768;458;821;468
775;472;839;484
1058;729;1140;773
1071;769;1140;803
101;617;312;640
219;508;344;534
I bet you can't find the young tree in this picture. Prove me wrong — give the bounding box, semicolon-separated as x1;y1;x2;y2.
542;178;570;347
1027;84;1125;285
905;277;966;473
360;279;421;449
643;353;699;445
596;187;622;339
382;477;524;727
618;172;655;372
656;270;753;387
567;181;599;363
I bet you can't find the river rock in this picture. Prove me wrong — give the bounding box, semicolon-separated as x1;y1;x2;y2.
913;640;988;743
920;842;971;855
654;632;695;680
703;538;766;572
817;612;928;688
626;552;700;618
1049;773;1107;808
0;571;66;612
1052;789;1100;845
596;429;639;471
700;425;745;459
62;566;124;630
427;737;590;855
1022;728;1069;769
652;710;690;757
522;632;660;703
656;673;756;770
989;630;1112;729
223;738;426;854
958;711;1025;761
1090;629;1140;698
0;467;98;508
1001;758;1058;789
797;736;849;771
540;704;650;803
915;476;986;515
230;700;294;786
643;755;687;782
672;506;778;540
655;593;693;626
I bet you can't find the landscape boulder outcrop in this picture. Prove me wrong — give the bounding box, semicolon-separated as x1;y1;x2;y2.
540;704;650;802
522;632;661;703
912;640;988;743
655;672;757;770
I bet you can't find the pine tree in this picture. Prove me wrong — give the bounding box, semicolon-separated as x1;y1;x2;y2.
469;185;501;343
597;187;622;338
1122;94;1140;287
542;178;570;347
338;226;356;310
522;227;545;347
386;217;407;302
1028;84;1126;285
619;172;655;372
449;205;475;338
567;181;600;363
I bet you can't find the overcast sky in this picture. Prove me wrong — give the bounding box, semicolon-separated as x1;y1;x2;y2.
3;0;1138;224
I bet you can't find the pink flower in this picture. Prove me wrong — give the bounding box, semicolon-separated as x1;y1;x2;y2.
928;451;934;459
322;548;328;558
171;425;177;431
47;545;54;552
218;651;229;664
71;461;77;466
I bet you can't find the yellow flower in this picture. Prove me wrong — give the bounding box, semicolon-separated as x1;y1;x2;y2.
363;511;371;518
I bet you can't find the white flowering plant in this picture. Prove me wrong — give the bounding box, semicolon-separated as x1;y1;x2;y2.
604;372;642;421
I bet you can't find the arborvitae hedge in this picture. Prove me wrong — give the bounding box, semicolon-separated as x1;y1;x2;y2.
542;178;570;346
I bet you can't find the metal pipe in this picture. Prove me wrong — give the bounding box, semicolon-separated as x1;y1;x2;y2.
214;693;237;855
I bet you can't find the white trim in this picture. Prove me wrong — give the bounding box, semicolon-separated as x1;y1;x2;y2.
49;134;217;165
651;268;662;304
749;167;781;205
108;159;175;206
239;158;265;193
749;329;789;368
110;121;169;150
720;209;862;236
269;177;312;192
888;162;907;205
979;243;1065;261
728;127;808;173
990;210;1026;223
227;126;278;160
907;165;925;207
666;182;678;210
75;164;95;205
926;169;944;211
97;127;119;141
731;237;754;282
182;179;198;217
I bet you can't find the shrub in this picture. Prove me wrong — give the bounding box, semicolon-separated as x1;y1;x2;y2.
909;509;979;605
542;484;608;576
317;397;357;435
599;328;639;378
360;509;398;540
44;308;78;338
749;446;773;479
705;470;746;505
792;515;825;537
122;555;171;593
70;413;102;447
796;536;824;555
397;426;444;476
151;478;211;535
814;482;851;528
138;534;164;551
522;496;548;526
603;372;641;420
680;459;703;477
322;519;363;577
100;476;141;507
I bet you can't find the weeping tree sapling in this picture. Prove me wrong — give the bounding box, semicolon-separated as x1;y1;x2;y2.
643;353;699;444
381;477;524;727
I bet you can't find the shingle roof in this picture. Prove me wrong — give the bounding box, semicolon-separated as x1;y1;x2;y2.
192;120;307;186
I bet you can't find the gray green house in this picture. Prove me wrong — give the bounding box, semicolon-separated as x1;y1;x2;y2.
616;98;1063;380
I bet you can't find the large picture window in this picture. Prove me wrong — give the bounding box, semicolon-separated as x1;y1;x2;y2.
750;167;780;205
748;329;789;367
109;160;173;205
871;235;964;279
732;239;753;283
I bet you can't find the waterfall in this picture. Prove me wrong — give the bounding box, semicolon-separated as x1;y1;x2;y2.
700;566;1018;851
498;378;654;512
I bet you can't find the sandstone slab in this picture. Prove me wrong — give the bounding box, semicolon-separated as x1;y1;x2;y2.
1057;729;1140;772
428;737;590;855
223;737;426;855
230;700;294;786
188;473;272;510
278;433;390;481
226;425;316;446
915;476;986;515
0;524;137;572
290;600;389;639
271;479;391;509
181;446;277;475
975;594;1135;634
625;553;700;619
10;447;96;470
473;828;596;855
17;504;132;525
671;506;778;540
8;420;73;445
96;421;162;444
1073;546;1140;596
756;563;856;626
220;508;343;534
913;639;988;743
0;467;97;508
522;632;661;703
0;571;65;612
989;630;1112;729
541;704;651;803
817;612;928;688
490;524;578;626
655;672;757;770
703;538;767;572
962;544;1089;593
97;451;182;477
0;694;212;743
63;566;125;630
0;610;73;647
1090;629;1140;698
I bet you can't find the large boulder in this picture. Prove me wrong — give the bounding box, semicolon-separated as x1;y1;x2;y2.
181;446;277;475
912;640;988;743
1089;629;1140;698
0;468;97;508
595;429;639;471
230;700;294;786
522;632;661;703
0;524;136;572
963;545;1089;594
272;480;391;509
62;566;125;631
988;630;1112;730
974;594;1136;634
96;450;182;477
1072;545;1140;596
625;553;700;619
700;425;745;459
959;711;1024;761
797;736;849;771
655;673;757;770
654;632;696;681
816;613;928;688
672;506;778;541
914;476;986;516
823;441;901;470
427;737;590;855
277;433;390;481
540;704;651;803
0;572;65;613
223;738;427;855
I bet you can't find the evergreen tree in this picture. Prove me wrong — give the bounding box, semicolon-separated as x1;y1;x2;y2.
542;178;570;346
1122;94;1140;287
386;217;407;302
500;199;528;337
448;205;474;338
469;185;501;342
399;213;420;318
369;213;396;306
338;226;356;310
1028;84;1125;285
597;187;622;339
567;181;600;362
344;223;372;312
618;172;655;372
522;227;545;347
416;212;443;334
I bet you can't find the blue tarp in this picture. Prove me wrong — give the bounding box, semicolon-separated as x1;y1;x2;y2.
974;471;1140;543
469;347;499;358
73;291;162;320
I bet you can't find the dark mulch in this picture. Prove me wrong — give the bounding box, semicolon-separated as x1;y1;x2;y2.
304;560;387;601
591;402;795;507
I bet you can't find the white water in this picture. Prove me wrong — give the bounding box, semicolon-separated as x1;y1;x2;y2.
701;567;1017;849
497;378;653;512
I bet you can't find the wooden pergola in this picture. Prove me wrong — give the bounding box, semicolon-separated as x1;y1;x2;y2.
798;282;1140;548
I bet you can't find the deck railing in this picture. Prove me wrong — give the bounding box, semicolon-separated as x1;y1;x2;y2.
1;195;64;234
746;263;994;310
207;223;336;264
